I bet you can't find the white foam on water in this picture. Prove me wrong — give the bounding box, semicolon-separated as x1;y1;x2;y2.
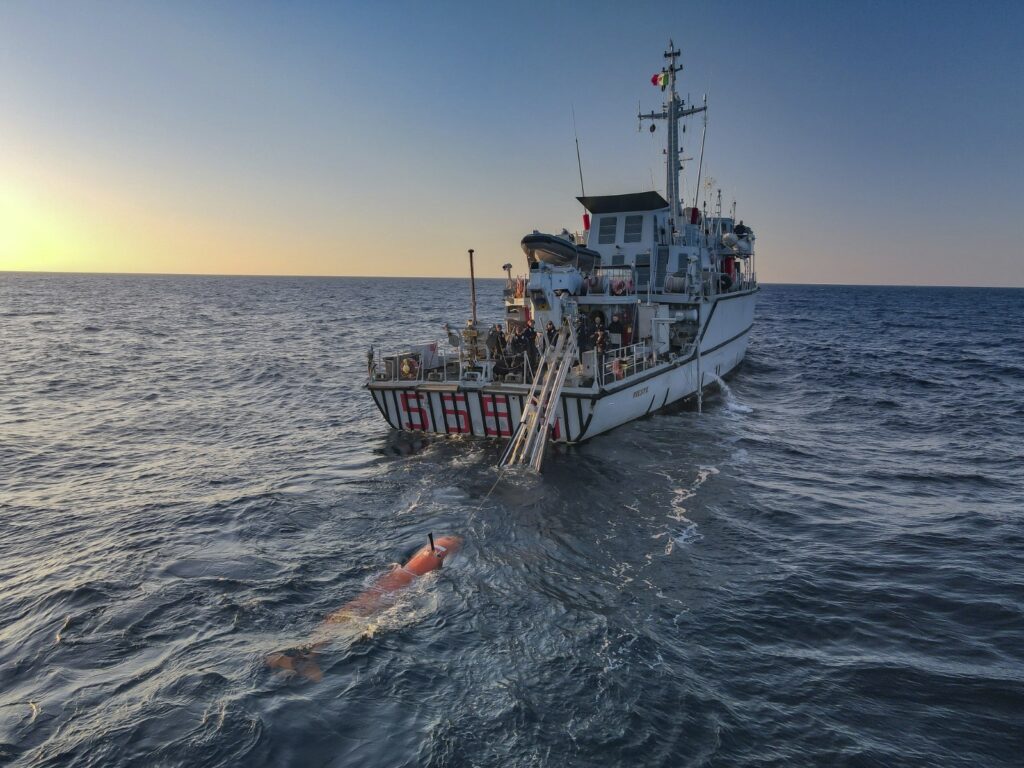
399;482;469;519
707;371;753;414
355;584;440;640
661;466;717;554
449;445;487;468
672;523;703;546
662;522;704;555
432;486;468;502
669;466;719;521
396;489;425;516
306;573;442;648
610;561;634;585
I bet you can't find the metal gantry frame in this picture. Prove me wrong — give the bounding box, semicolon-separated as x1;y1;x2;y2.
499;326;578;472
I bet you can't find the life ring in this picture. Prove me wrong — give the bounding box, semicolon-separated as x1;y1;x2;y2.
400;357;419;380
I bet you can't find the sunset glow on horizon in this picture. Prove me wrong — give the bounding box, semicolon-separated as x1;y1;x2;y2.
1;1;1021;285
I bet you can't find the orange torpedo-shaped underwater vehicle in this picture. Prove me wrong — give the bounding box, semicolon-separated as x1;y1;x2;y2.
267;533;462;681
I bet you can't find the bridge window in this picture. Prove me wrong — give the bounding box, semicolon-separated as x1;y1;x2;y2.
598;216;617;244
624;215;643;243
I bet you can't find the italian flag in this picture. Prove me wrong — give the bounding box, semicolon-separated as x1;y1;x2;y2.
651;72;667;89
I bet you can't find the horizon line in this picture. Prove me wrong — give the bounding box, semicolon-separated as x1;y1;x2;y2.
1;269;1020;291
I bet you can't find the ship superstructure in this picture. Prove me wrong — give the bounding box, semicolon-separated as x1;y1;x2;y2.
367;42;758;469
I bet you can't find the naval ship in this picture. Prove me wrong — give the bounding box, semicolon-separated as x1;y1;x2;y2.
367;42;758;470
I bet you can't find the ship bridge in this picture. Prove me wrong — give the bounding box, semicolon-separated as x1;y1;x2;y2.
577;191;674;290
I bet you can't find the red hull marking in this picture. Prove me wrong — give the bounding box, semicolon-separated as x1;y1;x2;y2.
481;394;512;437
400;391;429;430
441;393;470;433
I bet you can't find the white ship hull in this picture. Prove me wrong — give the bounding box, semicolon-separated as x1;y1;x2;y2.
369;289;756;444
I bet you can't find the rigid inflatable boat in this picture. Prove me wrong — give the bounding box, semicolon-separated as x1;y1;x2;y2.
521;232;601;273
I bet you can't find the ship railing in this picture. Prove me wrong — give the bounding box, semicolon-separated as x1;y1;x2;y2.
733;273;754;291
700;269;742;298
710;268;757;295
597;341;656;387
371;340;520;385
369;340;462;384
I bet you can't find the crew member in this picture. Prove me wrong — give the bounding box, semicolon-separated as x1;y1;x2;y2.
574;315;588;351
523;320;539;370
509;326;527;375
606;313;622;348
496;325;507;355
485;325;500;358
594;326;609;362
545;320;558;346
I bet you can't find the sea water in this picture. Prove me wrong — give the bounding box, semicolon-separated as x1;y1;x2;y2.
1;275;1022;766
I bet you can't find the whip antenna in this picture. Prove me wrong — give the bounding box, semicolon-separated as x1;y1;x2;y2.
693;94;708;208
572;106;591;237
572;106;585;197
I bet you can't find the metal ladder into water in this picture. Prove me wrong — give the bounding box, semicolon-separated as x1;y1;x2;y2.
499;326;577;472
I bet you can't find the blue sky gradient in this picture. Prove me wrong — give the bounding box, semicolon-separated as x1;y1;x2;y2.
1;1;1021;284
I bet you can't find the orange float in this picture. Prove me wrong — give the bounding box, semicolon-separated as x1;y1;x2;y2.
327;534;461;620
267;534;462;682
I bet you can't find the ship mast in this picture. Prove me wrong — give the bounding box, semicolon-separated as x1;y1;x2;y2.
639;41;706;240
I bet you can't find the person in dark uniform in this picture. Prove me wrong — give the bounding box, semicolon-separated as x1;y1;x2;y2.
607;313;624;346
509;326;526;375
593;326;609;361
545;320;558;347
510;326;524;353
523;320;539;370
574;315;587;352
496;325;507;355
485;325;500;358
592;315;605;349
523;319;538;344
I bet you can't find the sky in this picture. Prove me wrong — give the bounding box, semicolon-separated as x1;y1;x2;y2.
1;0;1022;285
